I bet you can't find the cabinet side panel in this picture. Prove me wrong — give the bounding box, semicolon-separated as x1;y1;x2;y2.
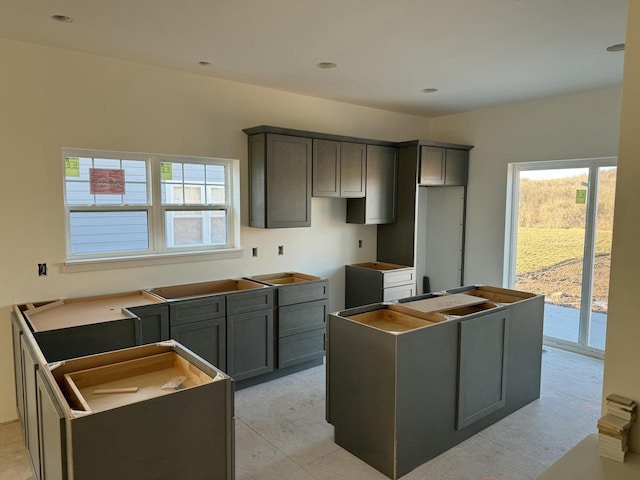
248;134;266;228
70;381;232;480
11;312;26;435
395;321;459;477
327;314;396;479
36;370;67;480
377;145;419;266
503;295;544;412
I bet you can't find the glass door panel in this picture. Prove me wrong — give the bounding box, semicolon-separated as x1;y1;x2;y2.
514;168;589;344
588;167;617;350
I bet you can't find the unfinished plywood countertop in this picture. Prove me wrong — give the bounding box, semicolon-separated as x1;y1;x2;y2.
22;291;164;333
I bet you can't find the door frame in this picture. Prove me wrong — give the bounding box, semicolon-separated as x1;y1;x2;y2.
504;157;616;358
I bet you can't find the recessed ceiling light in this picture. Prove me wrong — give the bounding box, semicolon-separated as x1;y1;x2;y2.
421;88;438;93
316;62;337;69
51;14;73;23
198;61;213;66
606;43;625;52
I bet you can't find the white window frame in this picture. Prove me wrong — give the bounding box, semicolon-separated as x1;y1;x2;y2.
62;148;241;272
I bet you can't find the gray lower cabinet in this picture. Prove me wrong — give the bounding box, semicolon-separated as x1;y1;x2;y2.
347;145;398;224
13;307;235;480
227;309;274;381
247;132;312;228
345;262;416;308
247;272;329;371
327;287;543;479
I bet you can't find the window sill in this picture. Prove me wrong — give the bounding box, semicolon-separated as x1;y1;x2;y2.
62;248;244;273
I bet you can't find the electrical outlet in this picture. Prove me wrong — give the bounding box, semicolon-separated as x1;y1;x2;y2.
252;247;258;257
278;245;284;255
38;263;47;276
358;239;363;248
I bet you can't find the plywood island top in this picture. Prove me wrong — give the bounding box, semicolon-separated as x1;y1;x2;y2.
23;291;164;333
398;293;488;314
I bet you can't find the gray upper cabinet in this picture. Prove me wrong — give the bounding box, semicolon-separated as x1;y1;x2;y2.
420;146;468;186
347;145;398;224
312;139;366;198
248;133;312;228
340;142;366;197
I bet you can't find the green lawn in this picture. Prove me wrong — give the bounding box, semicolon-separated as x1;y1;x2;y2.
516;227;612;275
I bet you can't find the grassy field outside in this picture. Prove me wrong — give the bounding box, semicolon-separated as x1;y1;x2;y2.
515;227;612;311
515;227;612;274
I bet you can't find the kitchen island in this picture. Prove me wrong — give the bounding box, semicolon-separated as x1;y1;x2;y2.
326;285;544;479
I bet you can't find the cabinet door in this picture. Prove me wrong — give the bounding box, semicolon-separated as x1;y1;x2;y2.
365;145;398;224
171;318;226;371
21;336;41;478
444;149;468;186
227;309;274;381
36;371;67;480
457;309;509;430
347;145;397;224
312;139;340;197
419;146;446;185
340;142;366;198
266;134;312;227
11;313;25;437
127;304;170;344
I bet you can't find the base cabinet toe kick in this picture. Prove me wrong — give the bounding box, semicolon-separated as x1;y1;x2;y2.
326;285;544;480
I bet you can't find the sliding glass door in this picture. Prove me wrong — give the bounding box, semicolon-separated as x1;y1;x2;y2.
505;158;617;356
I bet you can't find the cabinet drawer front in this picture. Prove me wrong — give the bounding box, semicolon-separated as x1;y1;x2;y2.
382;268;416;288
279;299;328;337
226;289;274;316
277;280;328;306
278;329;326;369
382;284;416;303
170;297;225;325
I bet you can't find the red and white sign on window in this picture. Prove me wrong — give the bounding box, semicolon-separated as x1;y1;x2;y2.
90;168;125;195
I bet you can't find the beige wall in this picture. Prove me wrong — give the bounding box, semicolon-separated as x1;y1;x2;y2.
0;39;431;422
603;0;640;452
430;86;622;286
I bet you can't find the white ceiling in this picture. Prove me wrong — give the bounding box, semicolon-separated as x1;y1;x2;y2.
0;0;628;117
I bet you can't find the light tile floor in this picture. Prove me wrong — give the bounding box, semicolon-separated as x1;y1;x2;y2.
0;346;603;480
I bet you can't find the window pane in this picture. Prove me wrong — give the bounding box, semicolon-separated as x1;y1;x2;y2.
65;157;148;206
162;161;227;206
165;210;227;248
69;211;149;255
